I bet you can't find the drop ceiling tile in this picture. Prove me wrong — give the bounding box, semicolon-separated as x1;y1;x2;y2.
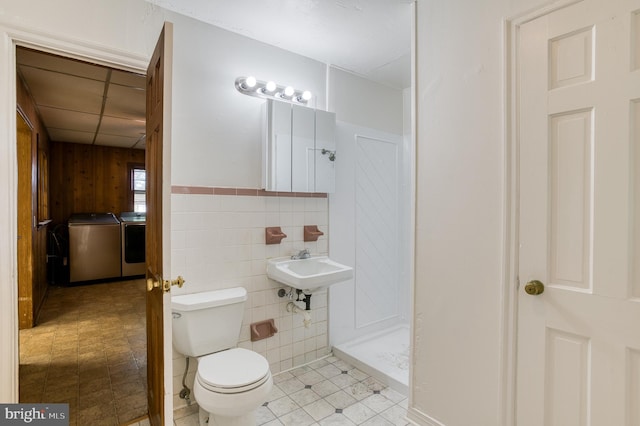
104;84;145;120
48;128;95;144
19;66;105;113
99;116;145;138
110;69;145;89
17;48;109;81
38;106;100;133
94;133;141;149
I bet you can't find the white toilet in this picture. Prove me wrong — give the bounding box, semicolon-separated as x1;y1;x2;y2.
171;287;273;426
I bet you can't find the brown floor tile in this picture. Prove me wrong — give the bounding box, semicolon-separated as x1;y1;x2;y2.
19;279;147;421
21;352;52;364
42;385;77;403
79;376;111;395
79;388;113;410
19;382;44;402
79;365;110;382
77;401;117;425
117;406;148;424
109;369;144;386
47;366;78;381
112;379;146;401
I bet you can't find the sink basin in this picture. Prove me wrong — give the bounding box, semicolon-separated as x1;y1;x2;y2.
266;256;353;292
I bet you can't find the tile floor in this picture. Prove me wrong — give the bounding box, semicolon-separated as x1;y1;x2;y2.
19;278;148;426
19;279;410;426
172;356;410;426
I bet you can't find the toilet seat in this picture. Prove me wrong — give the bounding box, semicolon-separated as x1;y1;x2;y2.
197;348;270;394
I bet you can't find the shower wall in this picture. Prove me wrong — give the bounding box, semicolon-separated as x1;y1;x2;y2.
327;69;409;346
329;123;408;345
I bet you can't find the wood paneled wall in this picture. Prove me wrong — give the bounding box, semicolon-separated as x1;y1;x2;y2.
16;73;49;329
49;142;145;224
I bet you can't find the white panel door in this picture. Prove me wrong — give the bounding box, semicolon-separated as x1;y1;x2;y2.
517;1;640;425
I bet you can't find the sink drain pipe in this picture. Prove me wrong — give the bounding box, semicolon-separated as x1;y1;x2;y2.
286;301;312;328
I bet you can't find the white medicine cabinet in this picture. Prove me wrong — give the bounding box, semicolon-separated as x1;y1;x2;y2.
263;99;336;193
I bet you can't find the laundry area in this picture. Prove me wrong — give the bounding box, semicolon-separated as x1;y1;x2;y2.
15;46;150;424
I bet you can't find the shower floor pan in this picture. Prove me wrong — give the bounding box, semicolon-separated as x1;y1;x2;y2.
332;324;409;395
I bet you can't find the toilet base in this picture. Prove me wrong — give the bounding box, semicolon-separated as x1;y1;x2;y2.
199;406;256;426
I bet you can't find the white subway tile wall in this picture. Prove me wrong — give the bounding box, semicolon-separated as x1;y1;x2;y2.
170;192;330;410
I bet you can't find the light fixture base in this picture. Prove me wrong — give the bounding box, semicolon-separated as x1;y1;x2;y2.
235;76;313;106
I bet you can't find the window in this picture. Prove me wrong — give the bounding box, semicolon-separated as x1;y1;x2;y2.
131;166;146;213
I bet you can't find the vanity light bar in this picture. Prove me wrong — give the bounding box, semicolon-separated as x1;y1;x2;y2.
235;76;312;105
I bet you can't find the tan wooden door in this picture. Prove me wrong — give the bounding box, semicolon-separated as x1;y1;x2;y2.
517;0;640;424
146;22;172;426
16;111;33;330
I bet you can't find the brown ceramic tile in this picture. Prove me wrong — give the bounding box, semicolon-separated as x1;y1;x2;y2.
213;187;237;195
237;188;258;196
171;185;214;195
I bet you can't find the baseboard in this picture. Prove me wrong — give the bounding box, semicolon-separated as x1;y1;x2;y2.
406;407;446;426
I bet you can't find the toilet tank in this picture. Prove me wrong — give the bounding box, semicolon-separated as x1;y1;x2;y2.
171;287;247;357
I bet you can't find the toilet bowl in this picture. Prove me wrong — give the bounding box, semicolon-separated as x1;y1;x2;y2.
171;288;273;426
194;347;272;425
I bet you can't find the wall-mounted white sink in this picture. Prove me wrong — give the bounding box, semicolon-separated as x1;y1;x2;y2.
267;256;353;293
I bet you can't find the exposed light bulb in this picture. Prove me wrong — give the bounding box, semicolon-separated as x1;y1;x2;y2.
245;76;257;88
235;76;313;105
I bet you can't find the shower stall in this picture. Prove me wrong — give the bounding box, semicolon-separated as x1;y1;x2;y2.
329;117;412;394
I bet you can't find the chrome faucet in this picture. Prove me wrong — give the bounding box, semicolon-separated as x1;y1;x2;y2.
291;249;311;260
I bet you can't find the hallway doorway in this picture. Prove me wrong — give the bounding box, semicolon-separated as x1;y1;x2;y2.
15;46;150;424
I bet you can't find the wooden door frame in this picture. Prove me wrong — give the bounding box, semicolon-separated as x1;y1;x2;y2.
0;24;171;417
16;108;35;330
502;1;585;425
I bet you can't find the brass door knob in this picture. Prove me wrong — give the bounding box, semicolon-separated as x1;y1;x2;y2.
147;276;160;292
162;275;186;293
524;280;544;295
147;272;163;292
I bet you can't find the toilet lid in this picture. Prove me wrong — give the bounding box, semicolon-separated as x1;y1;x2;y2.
198;348;270;391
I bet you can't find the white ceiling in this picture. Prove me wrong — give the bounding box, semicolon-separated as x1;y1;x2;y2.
17;48;147;149
16;1;411;150
148;0;413;90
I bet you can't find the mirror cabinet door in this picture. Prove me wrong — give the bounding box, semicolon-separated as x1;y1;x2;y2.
269;100;292;191
292;104;315;192
315;110;336;193
264;100;336;193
